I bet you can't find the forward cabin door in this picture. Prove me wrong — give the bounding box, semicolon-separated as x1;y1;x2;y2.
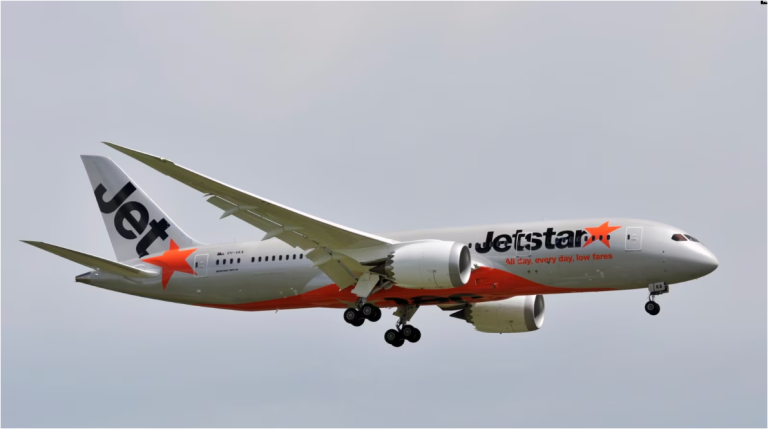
194;254;208;278
625;227;643;251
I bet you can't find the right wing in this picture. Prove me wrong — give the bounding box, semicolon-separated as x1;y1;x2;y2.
21;241;159;278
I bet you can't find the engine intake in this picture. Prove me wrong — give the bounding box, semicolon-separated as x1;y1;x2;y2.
380;241;471;289
451;295;545;333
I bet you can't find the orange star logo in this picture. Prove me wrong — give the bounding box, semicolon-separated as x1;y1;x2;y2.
142;239;197;289
583;221;621;248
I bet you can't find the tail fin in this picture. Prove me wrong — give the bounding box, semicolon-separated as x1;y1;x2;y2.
81;155;202;261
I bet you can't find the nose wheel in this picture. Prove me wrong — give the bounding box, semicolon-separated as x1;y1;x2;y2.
644;282;668;316
645;300;660;316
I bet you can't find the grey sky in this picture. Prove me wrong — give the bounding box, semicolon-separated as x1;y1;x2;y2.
2;2;765;427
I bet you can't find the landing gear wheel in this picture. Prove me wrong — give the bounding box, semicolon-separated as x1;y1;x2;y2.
361;304;380;322
384;329;401;345
369;307;382;322
392;339;405;347
645;301;660;316
401;325;421;343
344;308;365;326
402;325;421;343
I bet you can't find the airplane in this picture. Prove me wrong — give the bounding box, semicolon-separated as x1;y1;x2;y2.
22;142;719;347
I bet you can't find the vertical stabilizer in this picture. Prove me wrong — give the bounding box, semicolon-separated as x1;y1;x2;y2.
81;155;202;261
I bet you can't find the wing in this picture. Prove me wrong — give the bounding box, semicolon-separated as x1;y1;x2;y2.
21;241;159;278
102;142;396;288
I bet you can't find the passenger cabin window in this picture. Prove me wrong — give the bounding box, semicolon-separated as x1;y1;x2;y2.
223;259;226;265
671;234;687;242
279;255;282;261
216;260;219;265
251;257;255;263
258;257;262;262
684;234;700;243
468;243;472;249
300;254;303;259
237;258;241;263
272;256;275;261
293;254;296;260
230;259;233;264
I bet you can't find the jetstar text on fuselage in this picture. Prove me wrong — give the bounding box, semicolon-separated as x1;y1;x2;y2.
475;222;622;253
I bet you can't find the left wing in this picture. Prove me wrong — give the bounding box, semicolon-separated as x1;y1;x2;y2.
103;142;396;288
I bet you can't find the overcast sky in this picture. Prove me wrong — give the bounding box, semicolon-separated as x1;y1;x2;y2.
2;2;765;427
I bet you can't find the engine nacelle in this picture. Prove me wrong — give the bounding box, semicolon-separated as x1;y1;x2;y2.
387;241;472;289
451;295;545;333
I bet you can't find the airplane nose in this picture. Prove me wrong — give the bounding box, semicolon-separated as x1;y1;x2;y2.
690;248;719;277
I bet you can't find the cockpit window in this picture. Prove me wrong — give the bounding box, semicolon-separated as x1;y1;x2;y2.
684;234;700;243
671;234;687;241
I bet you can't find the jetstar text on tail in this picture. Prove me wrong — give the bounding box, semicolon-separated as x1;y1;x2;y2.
475;222;622;253
94;182;170;257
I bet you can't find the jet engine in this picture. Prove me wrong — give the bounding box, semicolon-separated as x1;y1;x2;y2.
370;241;471;289
450;295;545;333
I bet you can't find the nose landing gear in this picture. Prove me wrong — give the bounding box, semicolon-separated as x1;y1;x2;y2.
645;282;669;316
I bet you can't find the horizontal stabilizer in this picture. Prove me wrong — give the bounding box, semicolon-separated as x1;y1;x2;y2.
21;241;159;278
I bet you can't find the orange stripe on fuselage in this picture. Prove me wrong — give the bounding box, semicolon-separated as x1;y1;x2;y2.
196;267;614;312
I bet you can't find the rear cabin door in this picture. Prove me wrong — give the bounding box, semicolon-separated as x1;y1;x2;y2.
625;228;643;251
194;254;208;278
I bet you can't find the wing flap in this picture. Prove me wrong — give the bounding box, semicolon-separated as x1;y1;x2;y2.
21;241;158;278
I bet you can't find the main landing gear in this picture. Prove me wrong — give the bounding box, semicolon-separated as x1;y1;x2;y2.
384;304;420;348
384;325;421;347
344;274;388;327
342;302;422;348
343;303;382;327
645;282;669;316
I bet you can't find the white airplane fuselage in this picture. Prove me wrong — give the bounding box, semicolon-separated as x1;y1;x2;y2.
76;217;718;312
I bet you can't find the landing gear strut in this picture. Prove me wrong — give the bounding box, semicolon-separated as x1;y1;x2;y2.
384;304;420;347
645;282;668;316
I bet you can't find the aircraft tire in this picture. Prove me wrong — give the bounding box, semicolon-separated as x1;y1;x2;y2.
402;325;421;343
350;314;365;327
344;308;360;325
384;329;401;344
368;307;382;322
645;301;660;316
392;339;405;348
361;304;378;321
